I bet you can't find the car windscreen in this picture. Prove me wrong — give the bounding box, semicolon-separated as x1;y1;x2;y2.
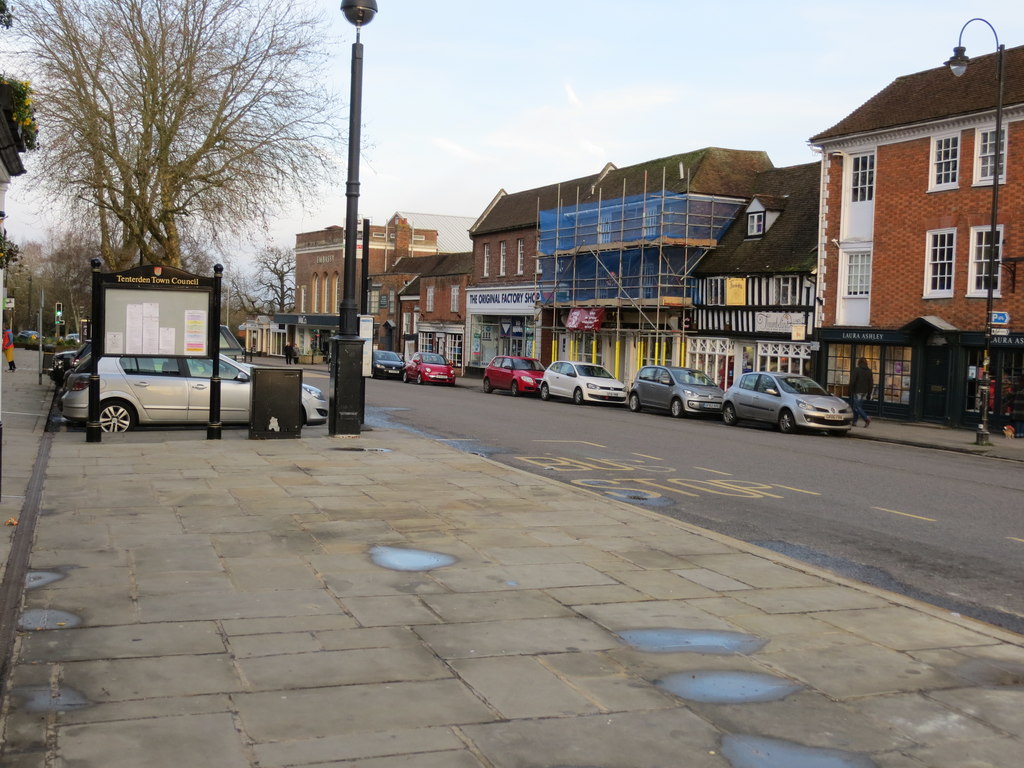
375;351;402;362
575;365;613;379
674;369;715;386
421;353;446;365
512;359;544;371
778;376;829;396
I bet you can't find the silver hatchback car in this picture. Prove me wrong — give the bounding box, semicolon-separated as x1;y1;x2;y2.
628;366;724;418
722;371;853;434
60;354;328;432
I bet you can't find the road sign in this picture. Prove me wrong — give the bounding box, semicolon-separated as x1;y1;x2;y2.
991;311;1010;325
992;328;1010;336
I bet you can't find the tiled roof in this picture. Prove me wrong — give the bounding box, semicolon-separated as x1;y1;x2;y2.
422;252;473;277
384;254;450;277
472;147;773;236
695;162;819;276
393;212;476;253
811;44;1024;143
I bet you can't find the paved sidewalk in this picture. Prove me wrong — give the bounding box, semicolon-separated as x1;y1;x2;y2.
1;351;1023;767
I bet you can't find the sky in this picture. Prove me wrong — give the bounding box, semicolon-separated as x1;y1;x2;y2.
6;0;1024;257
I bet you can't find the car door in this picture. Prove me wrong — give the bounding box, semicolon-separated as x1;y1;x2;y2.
185;357;251;423
650;367;673;411
748;374;783;423
118;356;191;422
730;373;761;420
546;362;568;398
633;366;654;407
491;357;510;390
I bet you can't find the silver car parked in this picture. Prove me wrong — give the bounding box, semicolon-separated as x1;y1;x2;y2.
722;371;852;434
628;366;724;418
60;354;328;432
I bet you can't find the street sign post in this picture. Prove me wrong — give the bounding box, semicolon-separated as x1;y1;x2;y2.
991;311;1010;325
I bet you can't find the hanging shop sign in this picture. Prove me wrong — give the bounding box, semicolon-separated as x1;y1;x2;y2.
565;307;606;331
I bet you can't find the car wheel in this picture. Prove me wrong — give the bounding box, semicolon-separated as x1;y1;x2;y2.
482;377;493;394
540;383;551;401
628;392;641;412
401;370;409;383
98;400;137;432
510;381;522;397
722;402;739;426
670;398;685;418
416;373;425;385
778;409;798;434
573;388;585;406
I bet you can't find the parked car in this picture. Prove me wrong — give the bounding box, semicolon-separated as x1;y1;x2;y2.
50;342;91;387
482;356;545;396
628;366;724;418
402;352;456;386
540;361;627;405
15;330;39;342
64;333;81;344
371;349;405;379
722;371;853;435
60;354;328;432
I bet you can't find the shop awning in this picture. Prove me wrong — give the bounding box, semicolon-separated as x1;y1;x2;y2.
900;315;959;333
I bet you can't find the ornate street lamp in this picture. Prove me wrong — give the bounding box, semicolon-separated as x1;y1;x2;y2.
946;18;1004;446
330;0;377;435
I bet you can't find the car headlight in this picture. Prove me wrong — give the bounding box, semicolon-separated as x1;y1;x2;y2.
521;376;536;384
796;399;815;411
302;384;323;398
586;382;599;390
682;389;697;398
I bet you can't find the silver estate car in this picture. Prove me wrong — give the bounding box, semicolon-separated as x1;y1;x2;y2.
628;366;724;417
722;371;853;434
60;354;328;432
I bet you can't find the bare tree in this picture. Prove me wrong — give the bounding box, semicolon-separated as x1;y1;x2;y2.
233;245;294;314
14;0;342;270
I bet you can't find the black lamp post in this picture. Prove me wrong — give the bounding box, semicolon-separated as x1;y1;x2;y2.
946;18;1004;446
329;0;377;436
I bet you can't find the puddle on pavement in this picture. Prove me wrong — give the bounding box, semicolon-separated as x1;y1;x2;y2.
656;670;801;704
618;628;767;655
14;686;91;712
332;447;392;452
369;545;457;571
721;734;877;768
622;493;675;508
25;571;66;589
18;609;82;631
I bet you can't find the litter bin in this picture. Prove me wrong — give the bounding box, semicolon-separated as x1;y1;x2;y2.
249;367;303;439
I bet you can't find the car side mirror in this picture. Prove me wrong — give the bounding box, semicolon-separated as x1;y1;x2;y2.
237;371;250;382
765;387;779;396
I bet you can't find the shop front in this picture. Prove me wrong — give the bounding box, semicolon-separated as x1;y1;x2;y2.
465;286;540;374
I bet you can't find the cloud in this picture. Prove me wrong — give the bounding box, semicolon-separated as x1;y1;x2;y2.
564;82;582;108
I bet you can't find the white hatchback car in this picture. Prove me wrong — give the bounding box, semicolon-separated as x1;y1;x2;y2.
540;361;627;405
60;354;328;432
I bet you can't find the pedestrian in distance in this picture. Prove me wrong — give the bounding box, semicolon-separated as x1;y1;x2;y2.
849;357;873;427
2;326;15;371
283;342;295;365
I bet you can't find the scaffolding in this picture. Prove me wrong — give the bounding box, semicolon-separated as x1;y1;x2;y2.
536;171;746;379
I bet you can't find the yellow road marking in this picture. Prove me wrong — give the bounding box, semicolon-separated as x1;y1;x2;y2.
534;440;606;448
773;484;820;496
872;506;936;522
632;452;663;461
1007;537;1024;544
694;467;732;475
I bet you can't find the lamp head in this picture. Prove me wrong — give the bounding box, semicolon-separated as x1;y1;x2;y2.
341;0;377;27
945;45;970;77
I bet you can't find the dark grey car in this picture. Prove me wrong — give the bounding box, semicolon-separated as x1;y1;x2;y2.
628;366;724;418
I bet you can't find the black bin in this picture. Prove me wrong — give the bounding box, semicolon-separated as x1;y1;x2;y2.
249;367;303;439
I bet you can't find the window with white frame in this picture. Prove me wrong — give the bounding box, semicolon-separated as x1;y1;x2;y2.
482;243;490;277
425;285;435;312
705;277;726;305
420;331;435;352
516;238;524;274
974;126;1006;184
845;252;871;296
772;275;801;305
450;284;460;313
925;229;955;298
851;154;874;202
447;333;463;368
747;211;765;237
499;241;507;276
931;135;959;189
968;226;1003;297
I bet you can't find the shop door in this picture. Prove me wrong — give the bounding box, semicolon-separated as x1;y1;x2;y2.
922;347;950;422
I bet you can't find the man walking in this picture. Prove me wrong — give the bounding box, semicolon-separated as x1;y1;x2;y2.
849;357;873;427
3;326;15;371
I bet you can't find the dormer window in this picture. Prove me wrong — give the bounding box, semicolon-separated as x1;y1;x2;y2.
747;211;765;237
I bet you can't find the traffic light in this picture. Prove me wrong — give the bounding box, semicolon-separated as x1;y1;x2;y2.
55;302;63;324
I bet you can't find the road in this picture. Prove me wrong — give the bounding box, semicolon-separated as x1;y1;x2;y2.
312;371;1024;634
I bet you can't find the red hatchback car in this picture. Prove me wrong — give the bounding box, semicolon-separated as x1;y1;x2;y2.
402;352;456;386
482;356;545;396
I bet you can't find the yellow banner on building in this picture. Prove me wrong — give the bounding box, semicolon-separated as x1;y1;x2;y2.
726;278;747;305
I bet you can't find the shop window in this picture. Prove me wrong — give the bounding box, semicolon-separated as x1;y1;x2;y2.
448;334;463;368
420;331;435;353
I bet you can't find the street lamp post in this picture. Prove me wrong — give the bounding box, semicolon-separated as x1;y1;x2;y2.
329;0;378;436
946;18;1004;446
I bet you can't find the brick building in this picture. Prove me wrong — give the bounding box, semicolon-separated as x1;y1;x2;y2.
810;44;1024;428
414;252;474;372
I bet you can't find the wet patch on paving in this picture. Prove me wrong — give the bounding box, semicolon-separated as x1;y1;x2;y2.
12;685;91;713
655;670;802;704
25;570;66;589
721;734;877;768
331;446;393;452
954;657;1024;686
18;608;82;631
369;545;457;572
617;628;767;655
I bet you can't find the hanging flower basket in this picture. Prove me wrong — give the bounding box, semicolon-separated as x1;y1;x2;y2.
0;77;38;151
